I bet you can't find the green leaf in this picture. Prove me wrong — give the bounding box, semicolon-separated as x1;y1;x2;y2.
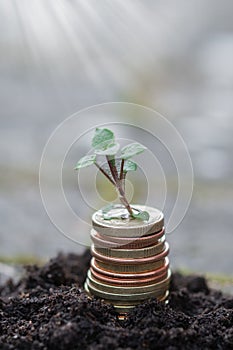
92;128;115;151
74;154;96;169
94;142;120;156
102;214;115;220
102;214;122;220
121;143;147;160
123;160;137;173
132;210;150;221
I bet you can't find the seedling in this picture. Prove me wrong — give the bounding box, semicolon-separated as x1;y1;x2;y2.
75;128;149;221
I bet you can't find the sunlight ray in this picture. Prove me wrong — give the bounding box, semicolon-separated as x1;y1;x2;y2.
75;2;129;88
2;0;172;91
53;0;101;84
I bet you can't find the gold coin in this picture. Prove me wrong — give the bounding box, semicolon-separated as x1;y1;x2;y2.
113;305;137;314
85;279;169;301
85;283;143;306
87;269;171;295
113;290;169;307
159;290;169;302
95;258;166;273
95;236;165;259
85;282;169;306
109;299;145;306
85;281;170;317
92;205;164;238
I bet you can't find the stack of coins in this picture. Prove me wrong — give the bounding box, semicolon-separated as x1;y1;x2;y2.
85;205;171;317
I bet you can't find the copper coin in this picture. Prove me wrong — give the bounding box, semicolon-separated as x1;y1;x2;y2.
91;242;169;265
91;227;165;249
92;205;164;238
87;269;171;294
90;266;168;286
95;257;166;273
91;256;169;279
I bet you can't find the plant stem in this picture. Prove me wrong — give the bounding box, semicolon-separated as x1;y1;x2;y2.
94;162;115;186
106;156;117;182
120;159;125;192
120;159;124;180
106;156;118;182
122;172;126;193
106;156;133;216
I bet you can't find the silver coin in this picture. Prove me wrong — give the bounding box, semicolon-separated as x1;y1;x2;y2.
92;205;164;238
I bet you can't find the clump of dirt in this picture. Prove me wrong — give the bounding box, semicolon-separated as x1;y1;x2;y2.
0;251;232;350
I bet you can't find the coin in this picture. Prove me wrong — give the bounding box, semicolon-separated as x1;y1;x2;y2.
113;305;135;315
85;283;142;309
86;206;171;314
93;291;170;317
91;227;165;249
95;257;166;273
112;290;169;306
87;269;171;294
95;237;165;259
112;299;151;306
92;205;164;238
91;256;169;279
85;279;170;301
159;290;169;302
90;266;168;286
91;241;169;264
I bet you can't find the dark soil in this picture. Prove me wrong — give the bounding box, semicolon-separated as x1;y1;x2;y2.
0;251;232;350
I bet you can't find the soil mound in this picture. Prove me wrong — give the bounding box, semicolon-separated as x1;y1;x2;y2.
0;251;232;349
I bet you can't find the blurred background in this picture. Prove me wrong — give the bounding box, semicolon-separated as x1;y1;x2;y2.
0;1;233;284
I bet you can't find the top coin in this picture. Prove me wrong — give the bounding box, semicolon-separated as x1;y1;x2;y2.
92;204;164;238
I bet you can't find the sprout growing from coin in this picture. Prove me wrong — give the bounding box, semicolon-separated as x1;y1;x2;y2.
75;128;149;221
75;128;170;317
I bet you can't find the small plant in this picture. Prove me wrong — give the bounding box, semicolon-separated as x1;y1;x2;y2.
75;127;149;221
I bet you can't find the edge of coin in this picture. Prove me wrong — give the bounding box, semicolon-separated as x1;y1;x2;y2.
94;237;165;259
90;266;168;286
91;256;169;278
95;258;165;273
86;279;170;301
87;269;171;294
91;241;169;264
91;227;165;249
92;205;164;238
